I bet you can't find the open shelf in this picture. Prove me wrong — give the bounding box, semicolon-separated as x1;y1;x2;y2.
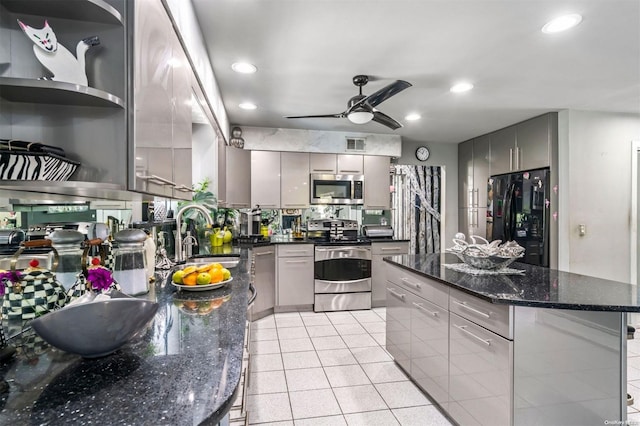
0;77;124;108
0;0;122;25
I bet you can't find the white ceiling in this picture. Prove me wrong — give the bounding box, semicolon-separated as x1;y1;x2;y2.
191;0;640;144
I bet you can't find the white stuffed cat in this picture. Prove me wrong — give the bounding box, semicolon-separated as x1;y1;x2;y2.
17;19;100;87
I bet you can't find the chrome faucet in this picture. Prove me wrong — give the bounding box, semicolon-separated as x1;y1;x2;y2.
175;204;213;262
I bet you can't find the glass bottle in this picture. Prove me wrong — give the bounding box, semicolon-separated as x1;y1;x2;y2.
113;229;148;295
48;230;84;289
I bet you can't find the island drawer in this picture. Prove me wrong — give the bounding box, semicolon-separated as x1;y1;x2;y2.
277;244;314;257
372;242;409;256
449;288;513;339
386;264;448;309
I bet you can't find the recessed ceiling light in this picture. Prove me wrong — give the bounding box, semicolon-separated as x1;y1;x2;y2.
542;14;583;34
450;82;474;93
239;102;257;110
405;113;421;121
231;62;257;74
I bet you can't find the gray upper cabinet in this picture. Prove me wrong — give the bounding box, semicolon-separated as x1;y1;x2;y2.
516;114;551;171
133;0;194;200
489;126;517;175
218;144;251;208
251;150;281;209
337;154;364;174
489;113;552;175
281;152;310;209
458;140;474;208
458;136;489;238
310;153;337;174
363;155;390;209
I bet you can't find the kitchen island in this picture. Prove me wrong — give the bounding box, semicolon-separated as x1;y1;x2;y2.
0;251;252;425
384;253;640;426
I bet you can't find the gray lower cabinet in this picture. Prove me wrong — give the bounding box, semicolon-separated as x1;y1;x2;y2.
371;241;409;307
386;263;513;426
276;244;314;310
411;294;449;410
385;284;411;373
251;246;275;320
449;313;512;426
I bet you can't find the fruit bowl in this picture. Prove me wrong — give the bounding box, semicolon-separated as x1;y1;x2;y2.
30;291;158;358
172;277;232;292
171;262;233;288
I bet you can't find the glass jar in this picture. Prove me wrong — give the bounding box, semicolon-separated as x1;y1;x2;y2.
48;230;84;289
113;229;148;295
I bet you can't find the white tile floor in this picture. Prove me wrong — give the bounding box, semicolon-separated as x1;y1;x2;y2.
248;309;640;425
247;308;453;425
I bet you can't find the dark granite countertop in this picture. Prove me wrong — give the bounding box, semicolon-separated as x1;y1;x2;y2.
385;253;640;312
0;250;252;425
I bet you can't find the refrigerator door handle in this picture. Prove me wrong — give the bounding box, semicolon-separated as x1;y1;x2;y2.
509;183;517;240
502;184;511;240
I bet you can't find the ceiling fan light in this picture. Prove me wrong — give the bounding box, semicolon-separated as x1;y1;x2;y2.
347;110;374;124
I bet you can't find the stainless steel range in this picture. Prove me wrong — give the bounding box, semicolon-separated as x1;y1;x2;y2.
307;219;372;312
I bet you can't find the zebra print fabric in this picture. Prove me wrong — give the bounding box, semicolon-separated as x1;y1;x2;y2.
0;152;79;181
392;165;442;255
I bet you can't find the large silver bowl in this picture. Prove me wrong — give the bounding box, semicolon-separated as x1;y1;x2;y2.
455;251;523;270
30;292;158;358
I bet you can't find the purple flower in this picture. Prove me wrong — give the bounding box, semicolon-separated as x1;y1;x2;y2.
0;270;22;296
87;267;114;291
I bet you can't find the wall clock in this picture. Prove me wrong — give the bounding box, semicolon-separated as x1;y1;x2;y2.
415;146;430;161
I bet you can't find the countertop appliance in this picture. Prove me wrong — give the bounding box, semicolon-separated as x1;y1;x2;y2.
361;224;394;239
310;174;364;205
307;219;372;312
26;222;108;241
487;168;550;267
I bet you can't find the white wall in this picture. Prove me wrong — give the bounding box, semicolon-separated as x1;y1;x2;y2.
396;139;459;249
558;110;640;282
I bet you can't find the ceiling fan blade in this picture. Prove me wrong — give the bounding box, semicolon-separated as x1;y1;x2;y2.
286;113;344;119
359;80;412;109
371;111;403;130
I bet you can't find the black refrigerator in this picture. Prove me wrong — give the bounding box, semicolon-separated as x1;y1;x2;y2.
487;168;550;267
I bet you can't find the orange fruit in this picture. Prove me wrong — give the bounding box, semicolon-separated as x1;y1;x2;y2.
210;263;223;271
182;272;197;286
209;268;224;283
183;266;197;275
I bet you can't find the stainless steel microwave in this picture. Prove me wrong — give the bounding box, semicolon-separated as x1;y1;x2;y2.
310;174;364;205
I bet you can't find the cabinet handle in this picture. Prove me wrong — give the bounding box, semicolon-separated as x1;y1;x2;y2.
400;277;421;290
517;147;521;169
229;203;248;207
174;185;193;192
255;251;275;256
313;169;334;172
138;175;177;186
454;324;492;346
468;189;473;207
413;302;438;317
283;204;307;207
509;148;513;171
387;288;405;300
284;259;309;264
339;169;361;173
380;247;403;252
366;205;388;209
452;300;491;318
248;283;257;308
284;250;310;254
474;188;479;207
259;204;278;208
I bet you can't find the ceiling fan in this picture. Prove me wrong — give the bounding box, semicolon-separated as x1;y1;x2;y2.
286;75;412;130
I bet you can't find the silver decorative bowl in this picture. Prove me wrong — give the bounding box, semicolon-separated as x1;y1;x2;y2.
454;251;523;270
31;292;158;358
